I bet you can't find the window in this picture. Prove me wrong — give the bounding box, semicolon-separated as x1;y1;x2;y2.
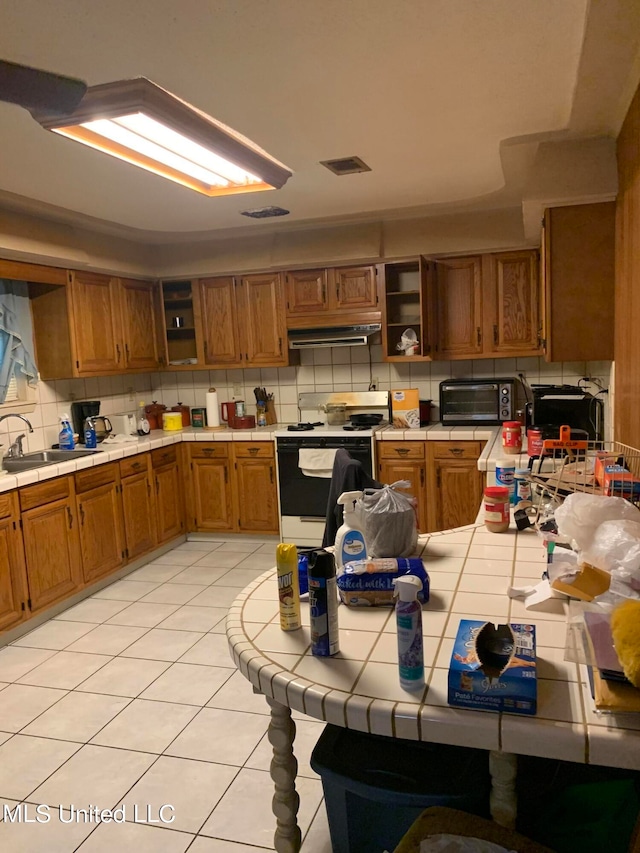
4;373;18;404
0;280;38;412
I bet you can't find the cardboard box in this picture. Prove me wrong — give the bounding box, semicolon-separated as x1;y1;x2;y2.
390;389;420;429
448;620;537;715
551;561;611;601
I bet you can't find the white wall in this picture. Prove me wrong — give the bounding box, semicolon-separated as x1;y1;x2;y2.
0;351;612;455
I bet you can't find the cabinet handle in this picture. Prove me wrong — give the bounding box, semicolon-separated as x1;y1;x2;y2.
449;447;464;456
116;344;121;362
420;467;425;487
147;481;151;498
249;447;259;455
132;461;141;469
204;341;208;359
436;469;441;489
336;283;340;300
270;465;274;484
321;282;326;302
395;447;410;456
66;506;73;529
125;343;130;362
493;325;498;345
278;337;282;354
155;476;160;494
203;447;213;455
79;505;85;525
224;468;228;484
476;327;481;346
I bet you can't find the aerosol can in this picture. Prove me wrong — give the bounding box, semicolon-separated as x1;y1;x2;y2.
308;550;340;657
393;574;425;691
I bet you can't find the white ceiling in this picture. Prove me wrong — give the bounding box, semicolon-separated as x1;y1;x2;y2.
1;0;640;241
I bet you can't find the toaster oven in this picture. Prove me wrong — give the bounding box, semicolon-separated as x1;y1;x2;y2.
439;378;517;426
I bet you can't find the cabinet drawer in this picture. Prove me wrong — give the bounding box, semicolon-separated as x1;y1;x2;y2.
0;492;15;519
152;446;177;468
120;454;150;478
75;462;119;493
429;441;482;460
377;441;425;460
190;443;229;460
20;476;71;511
233;442;274;459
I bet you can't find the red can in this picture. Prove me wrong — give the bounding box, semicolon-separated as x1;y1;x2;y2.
527;427;544;457
502;421;522;455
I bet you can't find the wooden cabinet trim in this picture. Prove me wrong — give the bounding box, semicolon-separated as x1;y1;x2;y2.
120;454;151;478
189;443;229;459
20;476;71;512
152;446;178;468
75;462;119;493
377;441;425;460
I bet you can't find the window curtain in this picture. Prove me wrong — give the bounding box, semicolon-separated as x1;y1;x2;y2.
0;280;38;403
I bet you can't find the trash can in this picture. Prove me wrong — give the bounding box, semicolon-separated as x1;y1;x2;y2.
310;725;490;853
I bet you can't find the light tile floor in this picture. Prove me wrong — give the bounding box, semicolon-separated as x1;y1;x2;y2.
0;537;332;852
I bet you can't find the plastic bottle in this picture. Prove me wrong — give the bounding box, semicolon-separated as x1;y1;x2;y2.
334;491;367;570
58;414;75;450
276;543;301;631
137;402;151;436
495;459;516;504
84;417;97;449
393;575;424;691
308;550;340;657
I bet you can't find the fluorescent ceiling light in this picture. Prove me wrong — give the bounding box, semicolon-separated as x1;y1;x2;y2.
31;78;292;197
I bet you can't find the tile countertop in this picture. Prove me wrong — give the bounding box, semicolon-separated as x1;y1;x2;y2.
0;423;503;494
227;523;640;770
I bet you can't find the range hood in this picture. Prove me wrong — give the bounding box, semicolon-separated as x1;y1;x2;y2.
288;323;381;349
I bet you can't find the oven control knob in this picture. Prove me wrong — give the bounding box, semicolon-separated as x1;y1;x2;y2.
501;407;510;417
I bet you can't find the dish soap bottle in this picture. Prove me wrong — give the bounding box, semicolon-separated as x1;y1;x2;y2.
334;491;367;571
59;414;75;450
84;417;97;449
393;575;424;691
137;402;150;436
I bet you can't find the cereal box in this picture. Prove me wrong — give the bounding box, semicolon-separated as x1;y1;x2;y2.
390;389;420;429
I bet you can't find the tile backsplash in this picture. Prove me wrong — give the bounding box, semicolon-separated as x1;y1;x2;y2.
0;346;613;454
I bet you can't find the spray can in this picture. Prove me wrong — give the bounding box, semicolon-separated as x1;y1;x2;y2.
393;575;425;691
276;543;301;631
334;491;367;571
308;550;340;657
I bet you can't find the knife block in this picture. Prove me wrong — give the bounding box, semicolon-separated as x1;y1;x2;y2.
265;400;277;425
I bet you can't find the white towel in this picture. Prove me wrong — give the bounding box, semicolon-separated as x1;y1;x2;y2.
298;448;337;479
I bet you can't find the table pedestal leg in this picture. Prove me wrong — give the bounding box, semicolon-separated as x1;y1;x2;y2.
489;750;517;829
266;695;301;853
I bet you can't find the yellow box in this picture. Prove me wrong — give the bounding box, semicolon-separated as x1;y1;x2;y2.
391;389;420;429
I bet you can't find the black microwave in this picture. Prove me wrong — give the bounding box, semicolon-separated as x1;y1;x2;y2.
439;378;517;426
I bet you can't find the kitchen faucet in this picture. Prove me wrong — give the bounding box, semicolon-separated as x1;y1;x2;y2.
0;414;34;458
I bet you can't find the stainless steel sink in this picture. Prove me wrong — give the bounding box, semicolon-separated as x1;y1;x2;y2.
3;449;101;473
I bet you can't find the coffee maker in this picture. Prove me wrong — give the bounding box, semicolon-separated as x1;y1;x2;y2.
71;401;100;443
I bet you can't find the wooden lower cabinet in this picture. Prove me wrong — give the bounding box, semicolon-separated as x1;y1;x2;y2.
426;442;485;532
377;442;427;533
0;493;28;631
152;447;185;543
20;477;83;615
191;446;234;531
235;449;278;534
75;464;126;584
120;455;157;559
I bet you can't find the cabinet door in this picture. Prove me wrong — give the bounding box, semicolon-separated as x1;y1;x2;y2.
435;257;483;358
238;273;288;366
0;512;28;632
77;482;126;584
119;278;161;370
484;251;541;356
154;463;185;543
200;277;242;366
68;271;122;374
121;472;157;559
235;458;278;533
22;497;83;613
285;269;328;316
427;456;484;533
377;459;427;533
191;459;233;531
331;266;378;310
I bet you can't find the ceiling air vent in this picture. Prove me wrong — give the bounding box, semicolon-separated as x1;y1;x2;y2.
320;156;371;175
240;205;290;219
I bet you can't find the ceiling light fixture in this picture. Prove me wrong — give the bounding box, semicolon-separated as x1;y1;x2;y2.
30;77;292;197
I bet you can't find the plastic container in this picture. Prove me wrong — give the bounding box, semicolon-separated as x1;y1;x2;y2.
310;725;490;853
58;414;75;450
495;459;516;504
527;427;544;456
257;402;267;427
514;468;532;504
394;575;424;691
276;543;301;631
308;550;339;656
502;420;522;454
136;402;150;436
484;486;510;532
334;491;367;570
297;553;308;596
83;418;97;449
162;411;183;431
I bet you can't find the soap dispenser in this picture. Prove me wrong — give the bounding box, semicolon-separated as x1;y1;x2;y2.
334;491;367;570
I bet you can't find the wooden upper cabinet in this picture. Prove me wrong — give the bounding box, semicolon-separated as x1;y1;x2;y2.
285;269;328;316
435;257;483;358
483;251;541;356
543;203;615;363
200;277;242;366
118;278;161;371
68;271;122;374
238;273;288;366
332;266;377;310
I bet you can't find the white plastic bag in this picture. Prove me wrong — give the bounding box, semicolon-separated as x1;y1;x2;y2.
554;493;640;551
362;481;418;557
396;327;419;356
419;835;514;853
581;519;640;577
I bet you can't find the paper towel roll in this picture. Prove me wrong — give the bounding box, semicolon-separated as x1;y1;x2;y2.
206;388;220;428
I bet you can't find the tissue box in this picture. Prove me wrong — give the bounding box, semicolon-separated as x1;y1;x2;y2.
390;389;420;429
448;620;537;715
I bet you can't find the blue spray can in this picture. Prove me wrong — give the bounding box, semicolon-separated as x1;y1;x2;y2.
308;550;340;657
393;575;424;691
